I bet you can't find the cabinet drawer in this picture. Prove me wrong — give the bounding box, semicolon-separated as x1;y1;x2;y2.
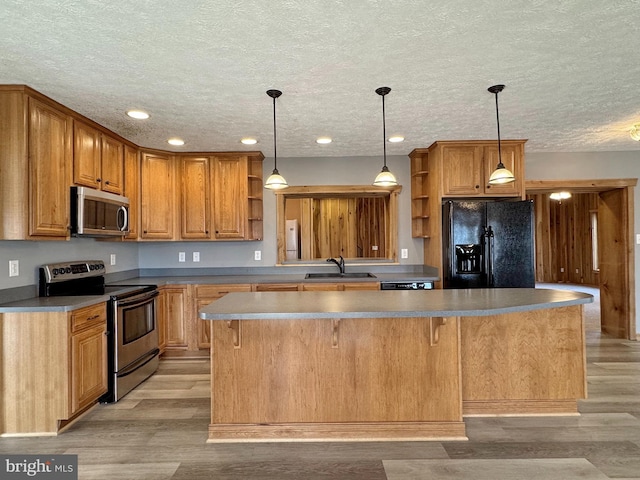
71;303;106;333
195;284;251;297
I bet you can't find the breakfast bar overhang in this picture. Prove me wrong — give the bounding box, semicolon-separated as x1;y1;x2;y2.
200;288;593;442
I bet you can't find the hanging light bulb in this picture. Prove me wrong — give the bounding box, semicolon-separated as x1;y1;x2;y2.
264;89;289;190
487;84;515;185
630;124;640;141
373;87;398;187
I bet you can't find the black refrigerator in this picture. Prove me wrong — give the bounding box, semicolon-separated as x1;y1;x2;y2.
442;200;535;289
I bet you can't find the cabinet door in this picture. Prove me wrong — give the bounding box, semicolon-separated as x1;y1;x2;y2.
101;135;124;194
73;121;101;189
342;282;380;291
163;287;187;348
70;324;107;414
180;156;211;239
441;145;483;196
123;145;140;240
141;152;175;239
212;156;248;239
28;97;72;237
482;144;522;197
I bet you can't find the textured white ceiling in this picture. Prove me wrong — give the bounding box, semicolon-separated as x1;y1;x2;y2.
2;0;640;157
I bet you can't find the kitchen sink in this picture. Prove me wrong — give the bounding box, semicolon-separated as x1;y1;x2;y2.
305;272;377;279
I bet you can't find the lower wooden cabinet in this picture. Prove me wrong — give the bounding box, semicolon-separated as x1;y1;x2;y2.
70;304;108;414
158;285;188;350
0;302;107;435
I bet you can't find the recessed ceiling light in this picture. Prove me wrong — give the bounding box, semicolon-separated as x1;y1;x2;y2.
241;138;258;145
126;110;149;120
316;137;332;144
388;136;404;143
167;138;185;146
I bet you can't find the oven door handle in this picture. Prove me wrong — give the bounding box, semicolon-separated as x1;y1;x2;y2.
116;290;159;308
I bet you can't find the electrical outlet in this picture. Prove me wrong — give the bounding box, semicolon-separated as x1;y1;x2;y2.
193;252;200;262
371;245;379;251
401;248;408;259
178;252;186;262
560;267;564;272
9;260;19;277
254;250;261;261
575;269;579;274
636;234;640;245
110;254;116;266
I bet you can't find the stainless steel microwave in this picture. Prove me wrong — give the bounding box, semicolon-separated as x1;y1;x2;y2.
70;186;129;237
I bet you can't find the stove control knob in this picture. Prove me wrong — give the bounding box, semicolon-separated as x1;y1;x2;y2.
52;268;58;276
65;267;72;274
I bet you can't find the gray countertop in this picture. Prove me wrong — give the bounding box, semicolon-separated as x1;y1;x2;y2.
200;288;594;320
0;272;438;313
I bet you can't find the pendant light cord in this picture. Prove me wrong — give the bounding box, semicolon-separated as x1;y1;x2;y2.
272;95;278;170
382;92;387;168
494;90;503;168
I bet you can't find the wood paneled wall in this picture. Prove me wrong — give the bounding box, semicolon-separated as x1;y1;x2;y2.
529;193;599;285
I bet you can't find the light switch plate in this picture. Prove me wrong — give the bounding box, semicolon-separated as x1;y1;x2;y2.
193;252;200;262
178;252;186;262
254;250;261;261
401;248;408;259
110;254;116;266
636;234;640;245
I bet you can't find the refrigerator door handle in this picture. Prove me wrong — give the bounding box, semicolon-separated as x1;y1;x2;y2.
484;226;495;287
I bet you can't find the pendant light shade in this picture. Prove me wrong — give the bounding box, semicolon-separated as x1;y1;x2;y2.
264;89;289;190
487;84;515;185
373;87;398;187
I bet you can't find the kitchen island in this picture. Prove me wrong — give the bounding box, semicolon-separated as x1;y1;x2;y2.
200;288;592;442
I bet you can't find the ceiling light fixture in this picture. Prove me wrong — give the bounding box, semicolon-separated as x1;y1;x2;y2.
167;138;185;146
316;137;332;144
373;87;398;187
126;110;149;120
550;191;572;201
264;89;288;190
487;84;515;185
388;135;404;143
630;124;640;141
241;138;258;145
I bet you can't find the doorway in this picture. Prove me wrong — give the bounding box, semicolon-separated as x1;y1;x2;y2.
526;179;637;340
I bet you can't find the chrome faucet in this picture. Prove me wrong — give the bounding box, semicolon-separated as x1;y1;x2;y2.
327;256;345;274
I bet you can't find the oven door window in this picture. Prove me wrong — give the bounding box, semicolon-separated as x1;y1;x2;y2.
122;301;155;344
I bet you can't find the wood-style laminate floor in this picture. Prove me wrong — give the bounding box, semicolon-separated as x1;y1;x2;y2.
2;316;639;478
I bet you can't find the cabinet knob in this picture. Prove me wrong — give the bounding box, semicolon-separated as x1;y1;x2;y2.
105;180;110;185
475;185;480;189
486;185;491;189
143;230;148;234
96;178;101;182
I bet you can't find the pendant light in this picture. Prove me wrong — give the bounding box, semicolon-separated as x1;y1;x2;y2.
264;89;288;190
487;84;515;185
373;87;398;187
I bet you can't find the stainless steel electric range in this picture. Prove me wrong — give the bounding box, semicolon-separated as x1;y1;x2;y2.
39;260;159;403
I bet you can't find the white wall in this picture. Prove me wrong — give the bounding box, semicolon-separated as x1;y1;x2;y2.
525;150;640;334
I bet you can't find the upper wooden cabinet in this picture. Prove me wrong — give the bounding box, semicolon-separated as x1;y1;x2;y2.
123;145;140;240
175;152;263;242
28;97;74;238
73;120;124;194
140;151;176;240
433;141;525;197
212;154;249;239
0;87;73;240
179;156;212;239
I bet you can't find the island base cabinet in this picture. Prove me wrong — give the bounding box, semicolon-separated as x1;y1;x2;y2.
460;305;587;415
208;316;466;442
